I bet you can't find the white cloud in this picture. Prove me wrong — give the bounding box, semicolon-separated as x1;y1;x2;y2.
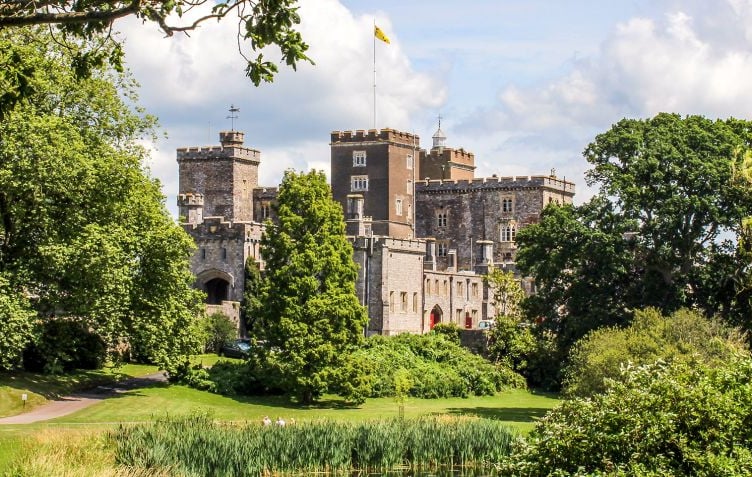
117;0;444;215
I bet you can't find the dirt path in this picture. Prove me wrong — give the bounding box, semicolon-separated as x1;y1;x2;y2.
0;372;167;425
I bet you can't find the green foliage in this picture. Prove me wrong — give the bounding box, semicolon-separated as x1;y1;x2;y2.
564;308;749;398
431;322;461;344
354;333;525;399
253;170;368;403
487;315;536;372
502;357;752;476
485;268;525;318
240;257;262;332
516;114;752;387
0;3;311;117
22;319;106;374
0;29;204;373
111;414;515;474
0;275;35;370
199;312;237;354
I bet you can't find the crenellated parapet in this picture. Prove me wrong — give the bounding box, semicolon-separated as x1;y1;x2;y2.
331;128;420;147
177;192;204;206
176;145;261;164
417;175;575;194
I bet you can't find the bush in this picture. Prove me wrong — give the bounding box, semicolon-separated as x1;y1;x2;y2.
354;333;525;399
502;357;752;476
23;319;106;373
563;308;748;397
199;311;238;353
430;322;461;344
487;315;536;371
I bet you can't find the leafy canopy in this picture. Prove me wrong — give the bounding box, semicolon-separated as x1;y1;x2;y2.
251;170;368;404
0;28;203;372
517;113;752;352
0;0;311;116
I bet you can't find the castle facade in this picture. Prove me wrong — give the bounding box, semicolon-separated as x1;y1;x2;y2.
177;126;575;335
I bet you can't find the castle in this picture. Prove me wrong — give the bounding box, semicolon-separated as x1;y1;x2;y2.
177;126;575;336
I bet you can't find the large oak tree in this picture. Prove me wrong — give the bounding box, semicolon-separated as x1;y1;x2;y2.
0;28;203;371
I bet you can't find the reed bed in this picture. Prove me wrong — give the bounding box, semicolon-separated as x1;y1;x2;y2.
110;414;514;475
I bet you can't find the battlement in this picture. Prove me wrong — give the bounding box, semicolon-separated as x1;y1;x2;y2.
177;193;204;206
351;235;426;253
331;128;419;147
176;145;261;163
417;175;575;193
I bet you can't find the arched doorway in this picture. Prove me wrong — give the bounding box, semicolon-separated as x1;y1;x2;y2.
205;277;230;305
429;305;443;329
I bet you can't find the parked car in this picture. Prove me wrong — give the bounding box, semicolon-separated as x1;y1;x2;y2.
218;338;252;358
478;319;496;331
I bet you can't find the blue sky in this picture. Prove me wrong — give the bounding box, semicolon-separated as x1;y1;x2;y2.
117;0;752;215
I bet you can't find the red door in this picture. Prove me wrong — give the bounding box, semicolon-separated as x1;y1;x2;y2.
429;311;436;329
464;312;472;329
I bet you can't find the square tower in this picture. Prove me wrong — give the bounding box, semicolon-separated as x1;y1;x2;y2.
177;131;261;222
330;128;419;238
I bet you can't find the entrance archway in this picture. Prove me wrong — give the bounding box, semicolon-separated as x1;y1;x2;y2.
205;278;230;305
429;305;443;329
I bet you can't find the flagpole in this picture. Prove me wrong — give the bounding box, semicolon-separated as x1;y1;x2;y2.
373;19;376;129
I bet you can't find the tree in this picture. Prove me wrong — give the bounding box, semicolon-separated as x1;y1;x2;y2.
0;274;35;370
240;257;262;333
253;170;368;404
0;1;311;116
517;114;752;351
199;311;237;354
484;268;525;319
0;28;203;372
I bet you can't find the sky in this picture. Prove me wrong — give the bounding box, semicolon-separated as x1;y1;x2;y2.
116;0;752;216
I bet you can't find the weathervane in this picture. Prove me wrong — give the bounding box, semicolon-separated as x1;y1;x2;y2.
227;104;240;131
437;113;442;129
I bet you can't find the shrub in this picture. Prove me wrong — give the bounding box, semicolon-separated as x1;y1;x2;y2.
354;333;525;399
199;311;238;353
0;277;36;370
563;308;748;397
431;322;461;344
502;357;752;476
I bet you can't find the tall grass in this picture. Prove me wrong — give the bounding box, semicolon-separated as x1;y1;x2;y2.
111;413;515;475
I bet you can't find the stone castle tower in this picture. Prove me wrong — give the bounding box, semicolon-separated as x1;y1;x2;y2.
177;131;265;330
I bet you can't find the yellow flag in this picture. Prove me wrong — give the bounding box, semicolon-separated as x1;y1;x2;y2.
374;25;390;44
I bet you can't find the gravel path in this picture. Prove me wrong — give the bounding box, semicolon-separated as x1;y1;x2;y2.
0;372;167;425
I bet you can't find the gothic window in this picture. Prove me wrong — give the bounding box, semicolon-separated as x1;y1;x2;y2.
407;154;413;170
261;202;270;219
437;212;447;227
457;281;464;296
502;197;514;213
434;279;439;295
407;180;413;194
396;199;403;216
426;279;431;295
472;282;479;297
353;151;366;167
500;224;517;242
400;292;408;312
437;242;448;257
389;291;395;312
413;292;418;313
351;175;369;191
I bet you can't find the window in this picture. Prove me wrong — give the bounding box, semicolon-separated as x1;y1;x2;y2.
437;242;448;257
457;281;464;296
351;175;369;191
407;154;413;170
437;212;447;227
472;282;479;298
260;202;270;219
471;310;478;321
389;291;395;312
413;293;418;313
502;197;514;213
501;225;517;242
407;180;413;194
434;279;439;295
353;150;366;167
221;248;227;260
444;280;449;296
401;292;408;312
396;199;403;216
200;248;206;260
456;309;463;321
407;204;412;220
426;279;431;295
